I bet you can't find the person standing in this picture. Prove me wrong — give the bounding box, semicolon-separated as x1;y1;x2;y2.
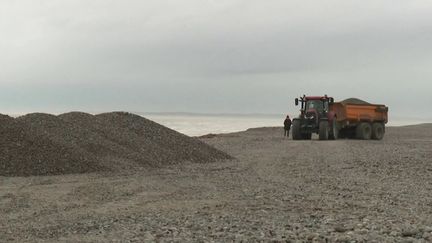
284;115;292;137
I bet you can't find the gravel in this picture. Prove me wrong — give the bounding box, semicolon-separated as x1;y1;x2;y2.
0;112;232;177
340;98;371;105
1;123;431;242
0;113;101;177
0;114;13;122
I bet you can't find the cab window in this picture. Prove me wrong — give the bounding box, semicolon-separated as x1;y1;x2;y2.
306;100;323;112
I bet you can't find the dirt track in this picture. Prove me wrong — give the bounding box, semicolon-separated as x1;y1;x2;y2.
1;125;432;242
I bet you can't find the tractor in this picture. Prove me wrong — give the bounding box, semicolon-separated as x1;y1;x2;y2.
292;95;388;140
292;95;338;140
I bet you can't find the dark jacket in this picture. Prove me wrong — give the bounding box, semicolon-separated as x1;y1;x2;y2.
284;118;292;129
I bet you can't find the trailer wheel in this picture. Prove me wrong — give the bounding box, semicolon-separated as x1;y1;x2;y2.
372;123;385;140
356;122;372;140
292;119;302;140
329;118;339;140
319;121;329;140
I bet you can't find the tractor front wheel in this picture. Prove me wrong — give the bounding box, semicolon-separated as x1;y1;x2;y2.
292;119;302;140
319;121;329;140
329;118;339;140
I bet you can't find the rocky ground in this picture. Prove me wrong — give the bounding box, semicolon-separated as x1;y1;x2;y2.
1;124;432;242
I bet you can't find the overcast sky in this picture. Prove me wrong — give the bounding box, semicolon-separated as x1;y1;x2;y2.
1;0;431;119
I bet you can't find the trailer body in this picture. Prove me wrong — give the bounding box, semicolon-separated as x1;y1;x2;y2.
331;102;388;126
330;101;388;139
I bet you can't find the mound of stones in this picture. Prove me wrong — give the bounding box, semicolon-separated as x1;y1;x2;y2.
341;98;370;105
0;112;232;177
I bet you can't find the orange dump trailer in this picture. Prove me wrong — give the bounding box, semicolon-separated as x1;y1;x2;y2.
330;98;388;140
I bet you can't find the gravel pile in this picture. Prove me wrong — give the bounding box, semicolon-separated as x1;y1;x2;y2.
0;114;13;122
0;113;101;177
0;112;232;177
96;112;233;164
340;98;370;105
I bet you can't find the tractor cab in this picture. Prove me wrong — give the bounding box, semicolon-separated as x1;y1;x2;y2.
295;95;334;118
292;95;336;140
306;100;325;111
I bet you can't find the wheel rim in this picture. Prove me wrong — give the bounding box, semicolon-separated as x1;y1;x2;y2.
365;126;371;138
377;126;383;138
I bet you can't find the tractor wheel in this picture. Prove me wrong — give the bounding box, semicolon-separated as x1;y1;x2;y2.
319;120;329;140
356;122;372;140
329;118;339;140
292;119;302;140
372;122;385;140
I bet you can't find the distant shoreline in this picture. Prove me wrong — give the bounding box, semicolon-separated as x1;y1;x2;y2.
142;112;430;127
139;111;283;118
3;111;430;130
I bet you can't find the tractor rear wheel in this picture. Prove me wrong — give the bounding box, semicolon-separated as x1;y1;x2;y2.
372;122;385;140
329;118;339;140
356;122;372;140
319;121;329;140
292;119;302;140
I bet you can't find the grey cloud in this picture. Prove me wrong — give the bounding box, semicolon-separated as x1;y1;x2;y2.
0;0;431;120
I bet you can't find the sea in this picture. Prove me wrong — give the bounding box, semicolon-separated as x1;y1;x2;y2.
142;113;283;136
142;113;428;137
